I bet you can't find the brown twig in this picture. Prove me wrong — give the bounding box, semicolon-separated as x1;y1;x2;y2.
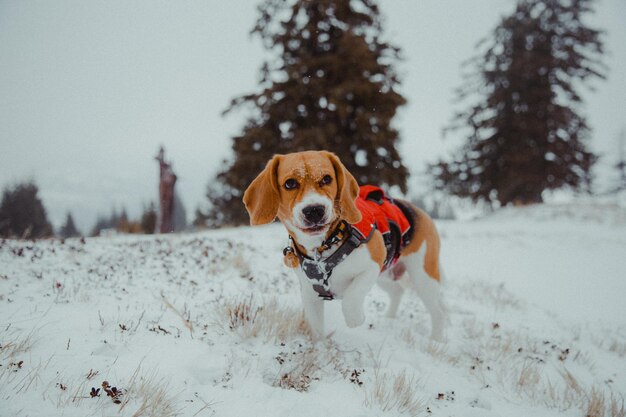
161;295;193;334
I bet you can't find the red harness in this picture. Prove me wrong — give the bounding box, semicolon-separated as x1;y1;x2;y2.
352;185;412;271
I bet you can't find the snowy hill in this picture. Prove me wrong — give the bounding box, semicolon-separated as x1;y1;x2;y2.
1;204;625;417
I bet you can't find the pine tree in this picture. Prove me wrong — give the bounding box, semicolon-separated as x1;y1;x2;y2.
90;216;107;237
0;182;53;239
59;212;81;238
432;0;605;206
90;209;120;236
202;0;408;226
140;202;157;234
116;207;129;232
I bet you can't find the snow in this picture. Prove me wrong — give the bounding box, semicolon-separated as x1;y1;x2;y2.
1;203;625;417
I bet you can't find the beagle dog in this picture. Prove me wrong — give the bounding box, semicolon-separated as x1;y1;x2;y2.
243;151;445;341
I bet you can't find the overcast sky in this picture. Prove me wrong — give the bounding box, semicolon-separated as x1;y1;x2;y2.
1;0;624;232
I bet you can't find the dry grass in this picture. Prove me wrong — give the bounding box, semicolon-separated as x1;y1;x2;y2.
583;390;626;417
503;357;624;416
505;356;581;410
52;364;181;417
587;388;608;417
364;369;425;417
0;326;42;397
442;313;626;417
0;327;37;361
609;396;626;417
422;339;459;365
0;330;183;417
161;295;193;334
217;296;309;342
122;367;180;417
273;347;318;392
271;339;353;393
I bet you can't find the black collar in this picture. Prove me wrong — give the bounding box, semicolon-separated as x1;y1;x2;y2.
284;221;373;300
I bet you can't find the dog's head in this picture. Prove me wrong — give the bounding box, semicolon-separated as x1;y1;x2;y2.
243;151;361;237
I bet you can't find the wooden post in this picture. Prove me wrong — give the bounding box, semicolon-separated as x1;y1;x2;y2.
155;147;177;233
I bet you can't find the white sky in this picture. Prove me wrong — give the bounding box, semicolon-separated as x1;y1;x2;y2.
1;0;624;232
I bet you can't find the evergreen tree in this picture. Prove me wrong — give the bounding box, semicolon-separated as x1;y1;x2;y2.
140;202;157;234
203;0;408;226
195;182;232;228
59;212;81;238
432;0;605;206
90;216;107;237
90;208;120;236
116;207;129;232
0;182;53;239
108;208;120;230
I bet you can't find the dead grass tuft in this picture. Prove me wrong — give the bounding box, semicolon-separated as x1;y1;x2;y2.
226;295;258;330
0;327;37;361
274;349;317;392
586;388;607;417
218;296;309;342
48;363;180;417
422;340;458;365
454;322;626;417
271;340;350;392
123;368;180;417
0;326;43;398
610;396;626;417
364;369;425;417
581;391;626;417
506;359;624;416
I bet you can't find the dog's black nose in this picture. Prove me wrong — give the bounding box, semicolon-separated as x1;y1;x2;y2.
302;205;325;224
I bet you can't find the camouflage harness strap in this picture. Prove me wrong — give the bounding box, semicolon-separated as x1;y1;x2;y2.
283;221;374;301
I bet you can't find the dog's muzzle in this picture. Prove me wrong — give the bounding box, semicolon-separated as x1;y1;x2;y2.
302;204;326;225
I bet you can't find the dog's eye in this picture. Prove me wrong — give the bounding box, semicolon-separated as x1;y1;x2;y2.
284;179;299;190
320;175;332;186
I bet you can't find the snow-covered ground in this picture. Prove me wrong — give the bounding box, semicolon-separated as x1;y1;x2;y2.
1;203;625;417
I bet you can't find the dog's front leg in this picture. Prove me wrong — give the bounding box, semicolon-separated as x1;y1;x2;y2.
298;275;325;339
342;270;377;328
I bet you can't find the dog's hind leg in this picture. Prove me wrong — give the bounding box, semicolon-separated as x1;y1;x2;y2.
377;264;406;318
404;244;446;342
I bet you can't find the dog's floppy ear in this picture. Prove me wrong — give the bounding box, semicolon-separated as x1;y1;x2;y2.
324;151;362;224
243;155;282;225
